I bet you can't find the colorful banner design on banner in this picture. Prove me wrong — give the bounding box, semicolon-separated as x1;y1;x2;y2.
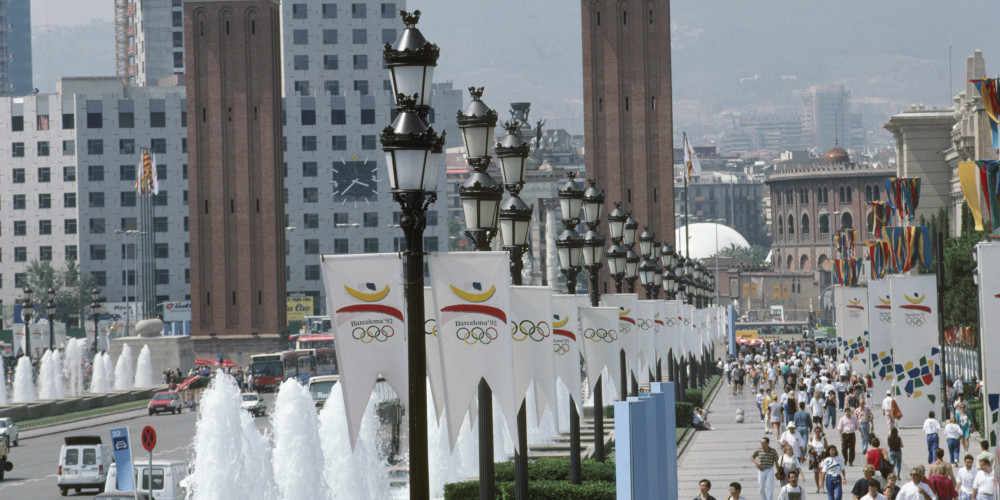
976;160;1000;234
833;258;863;286
958;161;987;231
510;287;557;425
833;229;859;259
943;326;977;348
663;301;683;361
867;241;894;280
601;294;639;379
683;304;698;360
970;78;1000;152
835;286;870;376
321;253;407;449
636;300;659;384
889;275;941;427
653;301;669;365
886;226;932;273
428;251;518;450
580;306;621;399
868;201;894;240
867;280;894;399
975;242;1000;446
423;287;446;422
551;295;583;414
885;177;921;223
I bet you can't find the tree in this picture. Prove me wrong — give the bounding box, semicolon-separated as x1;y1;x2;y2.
714;243;769;266
60;260;100;327
20;259;98;327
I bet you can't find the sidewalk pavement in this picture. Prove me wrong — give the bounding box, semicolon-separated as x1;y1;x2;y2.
677;373;976;499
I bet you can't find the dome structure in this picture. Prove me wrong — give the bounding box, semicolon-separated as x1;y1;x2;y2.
674;222;751;260
823;147;850;164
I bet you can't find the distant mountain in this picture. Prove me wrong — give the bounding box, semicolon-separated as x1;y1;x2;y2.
32;20;116;93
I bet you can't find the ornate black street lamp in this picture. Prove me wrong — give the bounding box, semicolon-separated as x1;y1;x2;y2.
46;287;56;351
606;204;627;293
381;11;442;498
20;288;33;359
623;214;639;293
556;172;584;293
581;180;606;466
638;258;658;300
90;288;101;354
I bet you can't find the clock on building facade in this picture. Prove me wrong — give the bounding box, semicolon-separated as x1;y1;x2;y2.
331;156;379;203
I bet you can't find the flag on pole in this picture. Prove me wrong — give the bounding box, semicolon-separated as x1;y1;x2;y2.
684;134;701;181
136;150;159;195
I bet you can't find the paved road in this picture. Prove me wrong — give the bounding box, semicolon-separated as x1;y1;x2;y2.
0;393;275;500
678;365;975;499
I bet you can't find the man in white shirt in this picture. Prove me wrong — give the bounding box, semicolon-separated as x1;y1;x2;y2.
780;422;806;460
898;466;937;500
955;376;964;398
973;458;994;500
778;470;807;500
838;359;851;378
957;454;976;500
865;478;888;500
883;390;897;429
925;411;943;465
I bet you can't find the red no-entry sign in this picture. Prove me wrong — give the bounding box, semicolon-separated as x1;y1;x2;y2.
141;426;157;452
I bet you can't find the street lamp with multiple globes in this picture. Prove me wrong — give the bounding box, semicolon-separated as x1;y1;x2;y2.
90;288;101;354
46;288;56;351
605;203;627;293
622;214;640;293
555;172;584;293
380;10;443;498
637;227;657;299
580;180;606;467
20;288;33;358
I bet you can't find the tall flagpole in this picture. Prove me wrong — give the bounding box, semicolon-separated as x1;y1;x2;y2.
683;132;690;260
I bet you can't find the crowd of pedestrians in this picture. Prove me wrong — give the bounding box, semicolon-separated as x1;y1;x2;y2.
699;341;990;500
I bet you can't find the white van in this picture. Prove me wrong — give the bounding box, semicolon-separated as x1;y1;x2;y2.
57;435;113;496
307;375;340;408
104;460;188;500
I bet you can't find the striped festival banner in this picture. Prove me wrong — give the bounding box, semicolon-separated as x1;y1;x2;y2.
889;274;941;427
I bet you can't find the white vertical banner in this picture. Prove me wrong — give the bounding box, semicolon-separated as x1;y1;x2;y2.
889;274;942;427
580;306;621;399
867;280;894;399
663;300;683;361
835;286;871;376
683;304;697;359
600;294;639;379
636;300;658;385
652;300;669;368
552;294;583;414
321;254;407;449
976;242;1000;445
423;287;446;422
429;252;518;450
510;286;557;425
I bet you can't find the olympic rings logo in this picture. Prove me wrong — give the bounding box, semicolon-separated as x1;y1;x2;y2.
665;318;678;326
553;341;571;355
619;324;632;335
510;320;551;342
424;319;438;337
654;325;661;334
848;310;861;318
353;325;395;343
636;319;654;330
879;312;891;323
584;328;618;343
683;318;691;326
457;327;499;345
905;316;926;327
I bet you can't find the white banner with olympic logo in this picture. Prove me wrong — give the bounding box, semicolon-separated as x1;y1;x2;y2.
866;279;894;399
579;306;621;399
510;287;557;426
636;300;659;385
683;303;698;360
600;294;640;382
835;286;870;376
975;242;1000;446
889;274;941;427
652;300;670;368
551;294;584;414
662;300;684;360
428;251;518;451
321;253;407;450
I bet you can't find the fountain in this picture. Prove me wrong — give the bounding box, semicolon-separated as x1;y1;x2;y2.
0;359;7;405
52;349;66;399
526;384;558;445
38;350;56;399
189;370;277;500
114;344;134;391
272;379;330;499
134;345;153;388
12;356;35;403
427;381;479;498
90;353;110;394
102;352;115;390
318;382;391;499
64;338;85;396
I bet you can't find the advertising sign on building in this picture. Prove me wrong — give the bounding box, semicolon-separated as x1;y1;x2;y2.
162;300;192;322
286;296;314;323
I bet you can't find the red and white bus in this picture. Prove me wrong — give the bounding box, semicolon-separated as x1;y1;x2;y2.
249;351;298;392
295;334;335;350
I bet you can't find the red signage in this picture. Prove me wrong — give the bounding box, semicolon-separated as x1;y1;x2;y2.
141;426;156;452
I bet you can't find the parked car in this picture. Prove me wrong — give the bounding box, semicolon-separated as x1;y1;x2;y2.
148;392;182;416
241;393;267;417
0;437;13;481
105;460;188;500
307;375;340;409
0;418;18;446
57;435;112;496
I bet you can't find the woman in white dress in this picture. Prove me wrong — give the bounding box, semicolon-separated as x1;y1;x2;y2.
779;445;802;487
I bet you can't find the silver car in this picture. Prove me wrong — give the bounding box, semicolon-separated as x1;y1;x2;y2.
240;393;266;417
0;418;18;447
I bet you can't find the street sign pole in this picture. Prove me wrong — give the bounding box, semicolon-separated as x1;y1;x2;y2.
141;425;156;497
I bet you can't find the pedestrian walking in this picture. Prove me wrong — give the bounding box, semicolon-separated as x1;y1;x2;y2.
972;458;994;500
897;466;935;500
753;436;781;500
957;455;976;500
888;428;905;478
882;391;897;430
857;403;874;454
778;470;807;500
925;411;943;465
821;445;847;500
837;407;861;466
811;427;830;493
945;418;963;465
726;482;750;500
696;479;719;500
851;465;879;500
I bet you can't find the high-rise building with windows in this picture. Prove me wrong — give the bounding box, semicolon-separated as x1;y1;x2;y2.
120;0;187;87
0;77;190;308
1;0;32;95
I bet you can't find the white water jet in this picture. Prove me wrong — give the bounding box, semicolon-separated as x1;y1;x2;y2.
38;350;56;399
12;356;35;403
90;353;110;394
556;380;570;434
428;381;479;498
493;395;515;462
319;382;391;500
272;379;330;500
102;352;115;390
0;358;7;405
189;370;277;500
526;384;558;445
64;339;85;396
52;349;65;399
134;345;153;388
114;344;134;391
